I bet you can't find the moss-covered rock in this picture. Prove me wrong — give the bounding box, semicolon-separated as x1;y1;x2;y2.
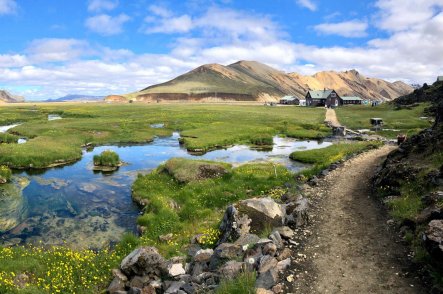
163;158;231;183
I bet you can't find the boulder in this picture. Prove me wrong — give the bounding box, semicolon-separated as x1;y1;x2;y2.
120;247;167;277
219;261;245;279
193;249;213;263
214;243;243;260
258;255;278;273
285;197;309;228
165;281;186;294
416;205;443;224
255;268;278;290
237;198;285;233
218;205;251;243
262;243;277;257
276;258;291;272
234;233;260;248
424;220;443;269
274;226;294;239
168;263;186;277
269;231;283;249
107;277;126;294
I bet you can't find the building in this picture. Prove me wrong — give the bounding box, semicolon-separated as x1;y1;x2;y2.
305;89;342;107
341;96;363;105
279;95;299;105
298;99;306;106
437;76;443;82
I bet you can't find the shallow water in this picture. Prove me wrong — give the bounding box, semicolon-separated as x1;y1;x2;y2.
0;133;331;249
0;123;21;133
48;114;62;121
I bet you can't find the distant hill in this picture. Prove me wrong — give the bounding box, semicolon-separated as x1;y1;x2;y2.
106;61;413;103
46;94;104;102
0;90;24;103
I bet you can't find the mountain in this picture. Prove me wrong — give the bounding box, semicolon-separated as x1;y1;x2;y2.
0;90;24;103
107;61;413;103
45;94;104;102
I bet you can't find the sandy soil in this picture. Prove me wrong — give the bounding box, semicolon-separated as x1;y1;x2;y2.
288;145;426;293
324;108;341;127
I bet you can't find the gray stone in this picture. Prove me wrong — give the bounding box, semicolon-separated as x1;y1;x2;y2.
255;268;278;290
276;258;291;272
107;277;126;294
191;262;207;277
168;263;186;277
262;243;277;257
424;219;443;267
218;205;252;243
127;288;141;294
129;276;150;288
112;269;128;282
187;244;202;258
193;249;213;263
165;281;186;294
269;231;283;249
214;243;243;259
237;198;285;233
285;197;309;228
277;248;292;261
274;226;294;239
258;255;278;273
234;233;260;248
219;261;245;279
120;247;167;277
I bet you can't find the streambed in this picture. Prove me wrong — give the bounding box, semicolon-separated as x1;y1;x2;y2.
0;132;332;249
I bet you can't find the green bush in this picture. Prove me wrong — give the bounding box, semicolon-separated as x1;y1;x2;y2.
0;165;12;183
216;270;256;294
0;133;19;144
93;150;120;167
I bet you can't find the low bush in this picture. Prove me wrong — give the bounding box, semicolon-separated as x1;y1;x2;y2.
93;150;120;167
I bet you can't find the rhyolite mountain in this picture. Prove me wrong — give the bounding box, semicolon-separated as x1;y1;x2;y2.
0;90;24;103
45;94;105;102
106;61;413;103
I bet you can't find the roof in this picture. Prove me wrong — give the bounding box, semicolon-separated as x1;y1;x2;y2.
341;96;362;101
280;95;297;101
307;90;333;99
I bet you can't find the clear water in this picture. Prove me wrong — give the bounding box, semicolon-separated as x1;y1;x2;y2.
0;132;331;249
0;124;21;133
48;114;62;121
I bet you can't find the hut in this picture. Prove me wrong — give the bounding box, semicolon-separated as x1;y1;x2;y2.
279;96;299;105
305;89;342;107
341;96;362;105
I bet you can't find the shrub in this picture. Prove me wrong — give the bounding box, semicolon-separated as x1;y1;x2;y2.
0;165;12;183
93;150;120;167
216;270;256;294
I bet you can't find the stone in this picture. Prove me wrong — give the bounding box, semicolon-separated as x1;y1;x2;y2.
272;283;284;293
168;263;186;277
127;288;141;294
107;277;126;294
243;246;263;268
236;198;285;233
159;233;174;242
308;176;319;186
191;262;207;277
120;247;167;277
262;243;277;257
416;205;443;224
269;231;283;249
218;205;252;243
165;281;186;293
219;261;245;279
277;248;292;261
129;276;150;288
255;268;278;290
276;258;291;272
112;269;128;282
258;255;278;273
193;249;213;263
256;288;274;294
214;243;243;259
285;197;309;228
274;226;294;239
424;219;443;269
187;244;202;257
13;273;29;289
234;233;260;248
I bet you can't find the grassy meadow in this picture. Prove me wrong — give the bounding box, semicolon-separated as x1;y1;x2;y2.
336;103;432;137
0;103;328;168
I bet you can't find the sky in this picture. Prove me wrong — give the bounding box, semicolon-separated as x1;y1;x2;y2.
0;0;442;100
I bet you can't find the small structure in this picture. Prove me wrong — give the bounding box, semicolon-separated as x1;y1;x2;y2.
305;89;341;107
298;99;306;106
437;76;443;82
370;118;383;126
341;96;362;105
279;95;299;105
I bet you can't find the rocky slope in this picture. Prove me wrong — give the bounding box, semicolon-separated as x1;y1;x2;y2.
373;80;443;290
107;61;412;103
45;94;104;102
0;90;24;103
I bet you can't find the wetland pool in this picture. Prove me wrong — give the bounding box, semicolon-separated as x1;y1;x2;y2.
0;132;332;249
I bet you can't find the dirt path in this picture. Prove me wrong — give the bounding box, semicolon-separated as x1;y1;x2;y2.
288;145;425;294
324;108;341;127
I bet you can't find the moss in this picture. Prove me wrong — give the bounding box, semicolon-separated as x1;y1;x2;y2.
164;158;231;183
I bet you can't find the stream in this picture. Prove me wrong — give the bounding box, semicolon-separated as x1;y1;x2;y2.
0;131;332;249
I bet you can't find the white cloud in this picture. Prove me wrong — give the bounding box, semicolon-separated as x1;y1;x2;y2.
85;14;130;36
0;54;28;67
148;5;172;18
87;0;118;12
26;38;91;63
314;19;368;37
146;15;194;34
0;0;17;15
296;0;317;11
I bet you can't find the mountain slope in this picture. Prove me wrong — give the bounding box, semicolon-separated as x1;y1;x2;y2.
110;61;413;103
0;90;24;103
45;94;104;102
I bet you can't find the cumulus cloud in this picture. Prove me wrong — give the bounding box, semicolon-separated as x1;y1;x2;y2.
296;0;317;11
0;0;17;15
87;0;118;12
85;13;130;36
0;54;28;67
314;19;368;37
26;38;91;63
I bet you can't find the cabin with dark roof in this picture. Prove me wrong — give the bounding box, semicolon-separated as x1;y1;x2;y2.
305;89;342;107
341;96;363;105
279;95;299;105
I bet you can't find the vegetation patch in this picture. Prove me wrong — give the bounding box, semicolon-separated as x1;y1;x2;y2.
290;141;383;177
216;270;256;294
0;165;12;184
93;150;121;172
132;160;293;256
164;158;231;183
0;133;19;144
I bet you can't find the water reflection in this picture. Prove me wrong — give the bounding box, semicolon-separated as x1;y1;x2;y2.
0;133;331;249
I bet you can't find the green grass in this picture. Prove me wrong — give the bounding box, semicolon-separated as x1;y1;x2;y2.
93;150;120;167
0;165;12;182
164;158;231;183
0;103;328;168
132;158;294;256
290;141;383;177
216;270;257;294
336;103;432;138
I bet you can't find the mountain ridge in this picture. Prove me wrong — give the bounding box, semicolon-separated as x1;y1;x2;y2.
107;60;413;103
0;90;24;103
45;94;105;102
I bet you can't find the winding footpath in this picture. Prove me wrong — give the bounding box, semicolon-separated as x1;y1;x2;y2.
324;108;342;128
289;145;425;293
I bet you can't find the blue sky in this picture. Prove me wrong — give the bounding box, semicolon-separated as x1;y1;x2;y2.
0;0;442;100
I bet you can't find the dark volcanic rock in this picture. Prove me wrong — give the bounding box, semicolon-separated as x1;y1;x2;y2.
120;247;167;277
